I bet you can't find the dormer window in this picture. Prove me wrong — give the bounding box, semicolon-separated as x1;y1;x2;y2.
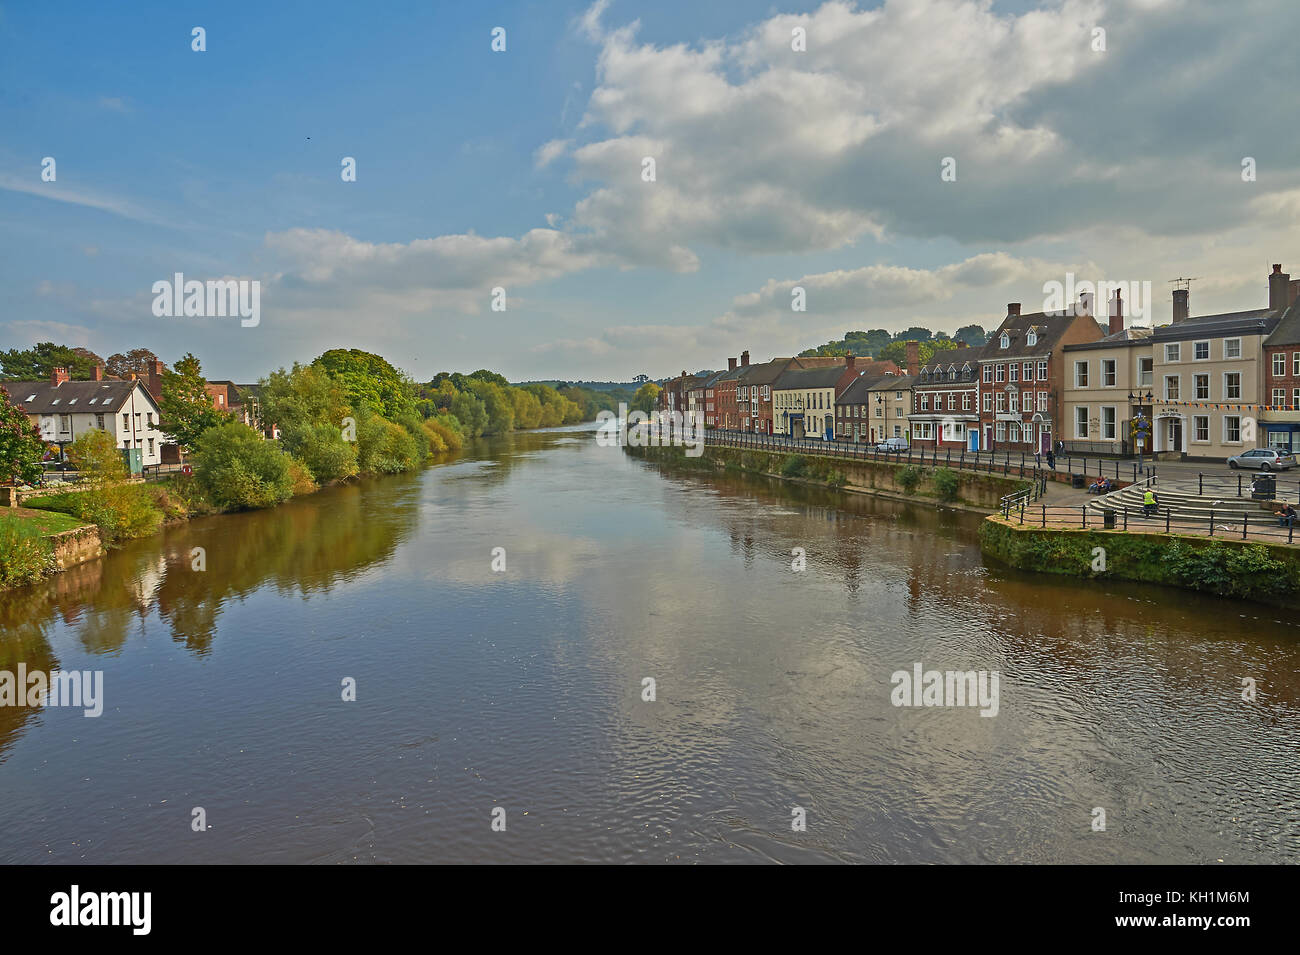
1000;332;1010;349
1026;329;1038;346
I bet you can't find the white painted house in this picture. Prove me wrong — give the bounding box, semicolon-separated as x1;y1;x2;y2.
1;366;164;468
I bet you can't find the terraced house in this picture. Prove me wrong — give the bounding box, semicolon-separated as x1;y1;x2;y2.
1061;292;1154;454
1258;266;1300;452
977;300;1103;454
909;341;983;452
772;359;862;439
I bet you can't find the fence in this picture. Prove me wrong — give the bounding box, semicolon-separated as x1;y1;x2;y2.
997;500;1299;545
1187;471;1300;502
704;430;1153;484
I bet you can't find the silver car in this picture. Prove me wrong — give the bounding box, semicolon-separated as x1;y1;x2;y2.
1227;448;1297;471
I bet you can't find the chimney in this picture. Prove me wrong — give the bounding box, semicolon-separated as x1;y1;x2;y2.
1269;264;1291;312
846;354;856;372
1172;288;1189;323
741;350;750;367
51;366;70;385
1008;303;1021;317
1289;279;1300;308
905;340;920;377
728;357;737;371
1078;291;1094;317
92;363;104;381
1109;288;1124;335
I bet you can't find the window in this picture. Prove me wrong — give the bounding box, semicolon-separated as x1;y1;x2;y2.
1224;416;1242;443
996;422;1006;441
962;393;971;411
895;391;902;400
1008;422;1021;442
1037;391;1048;412
982;393;992;412
1195;374;1209;400
1164;375;1180;400
1139;357;1153;386
1224;338;1241;359
1037;360;1048;380
1225;372;1241;400
1275;353;1287;376
1165;343;1180;362
96;414;105;429
1000;332;1010;349
1074;361;1089;387
996;364;1005;382
1102;407;1116;439
1102;359;1116;387
983;365;994;383
148;438;154;454
1276;389;1290;405
59;415;71;432
1009;392;1019;413
1194;341;1210;360
1294;388;1300;409
1026;330;1037;346
761;386;770;399
1075;406;1089;438
920;394;929;411
122;414;130;429
876;405;883;417
996;393;1006;412
1009;363;1019;382
1294;352;1300;376
1194;416;1209;442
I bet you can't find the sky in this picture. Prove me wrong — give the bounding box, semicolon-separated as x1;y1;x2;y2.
2;0;1298;384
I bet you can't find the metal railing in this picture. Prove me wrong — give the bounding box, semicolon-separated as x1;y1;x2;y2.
1000;501;1299;544
704;429;1155;485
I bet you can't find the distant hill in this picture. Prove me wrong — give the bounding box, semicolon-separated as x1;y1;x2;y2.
799;325;991;358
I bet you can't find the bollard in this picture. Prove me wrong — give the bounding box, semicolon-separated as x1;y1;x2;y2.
1209;509;1214;536
1042;504;1046;527
1243;512;1248;539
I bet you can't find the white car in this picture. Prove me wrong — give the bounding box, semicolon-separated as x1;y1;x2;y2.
875;437;909;452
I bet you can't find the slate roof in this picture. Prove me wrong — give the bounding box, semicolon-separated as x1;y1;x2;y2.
0;379;154;415
1150;307;1278;342
1263;301;1300;347
835;374;882;406
772;363;849;391
1063;326;1154;351
737;358;795;387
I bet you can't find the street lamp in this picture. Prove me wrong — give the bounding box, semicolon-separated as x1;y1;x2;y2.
1128;390;1153;469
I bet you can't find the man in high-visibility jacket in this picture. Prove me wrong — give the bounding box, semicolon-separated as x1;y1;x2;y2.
1143;488;1158;518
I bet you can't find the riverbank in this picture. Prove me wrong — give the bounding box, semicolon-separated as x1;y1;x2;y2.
624;442;1024;513
979;516;1300;608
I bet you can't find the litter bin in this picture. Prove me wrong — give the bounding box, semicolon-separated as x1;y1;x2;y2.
1251;475;1276;500
1103;510;1116;529
1072;474;1085;489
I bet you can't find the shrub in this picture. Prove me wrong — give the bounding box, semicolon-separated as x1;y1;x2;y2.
357;414;422;474
826;469;848;489
423;416;463;453
287;421;358;484
781;454;808;477
192;422;295;510
0;516;54;588
897;465;921;494
287;457;318;496
933;467;960;502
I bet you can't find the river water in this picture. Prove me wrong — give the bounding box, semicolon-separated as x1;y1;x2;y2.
1;424;1296;864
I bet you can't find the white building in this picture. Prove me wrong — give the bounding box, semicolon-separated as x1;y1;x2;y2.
1;366;165;468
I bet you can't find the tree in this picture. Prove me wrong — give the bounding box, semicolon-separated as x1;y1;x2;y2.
313;348;416;421
0;342;102;380
879;338;958;367
631;381;661;414
160;353;231;453
192;422;294;510
259;364;358;483
954;324;989;347
0;389;45;485
105;348;160;379
892;326;933;342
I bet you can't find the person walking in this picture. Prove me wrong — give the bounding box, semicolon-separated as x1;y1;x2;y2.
1142;487;1158;518
1046;449;1056;470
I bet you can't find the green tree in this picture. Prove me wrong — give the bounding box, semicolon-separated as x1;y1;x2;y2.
105;348;161;379
160;353;231;453
259;363;358;483
0;388;46;484
954;324;989;347
450;391;489;437
313;348;416;420
631;381;661;414
0;342;102;380
192;422;294;510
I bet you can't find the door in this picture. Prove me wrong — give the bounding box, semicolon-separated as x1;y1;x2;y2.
968;430;979;452
1167;419;1182;453
1039;428;1051;455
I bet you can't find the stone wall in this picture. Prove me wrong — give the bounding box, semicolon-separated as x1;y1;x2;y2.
47;525;104;570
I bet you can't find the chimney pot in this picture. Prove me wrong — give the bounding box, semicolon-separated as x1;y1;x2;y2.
728;357;737;371
50;366;70;385
741;350;750;367
92;364;104;381
1008;303;1021;316
1274;264;1283;274
1172;288;1190;323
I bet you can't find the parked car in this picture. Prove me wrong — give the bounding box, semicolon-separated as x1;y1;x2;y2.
875;437;910;452
1227;448;1298;471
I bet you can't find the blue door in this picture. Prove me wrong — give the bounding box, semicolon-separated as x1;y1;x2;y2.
968;430;979;452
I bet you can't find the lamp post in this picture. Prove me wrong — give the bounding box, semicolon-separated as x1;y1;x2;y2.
1128;390;1153;469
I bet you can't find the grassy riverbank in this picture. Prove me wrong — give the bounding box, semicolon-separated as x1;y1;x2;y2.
979;516;1300;607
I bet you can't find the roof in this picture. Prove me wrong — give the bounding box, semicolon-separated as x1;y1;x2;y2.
980;309;1093;360
1150;307;1278;342
835;374;882;405
865;373;915;391
0;379;155;415
1063;326;1155;351
737;358;795;386
1263;301;1300;347
772;363;849;391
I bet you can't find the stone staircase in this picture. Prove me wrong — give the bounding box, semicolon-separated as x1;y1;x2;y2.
1086;482;1281;527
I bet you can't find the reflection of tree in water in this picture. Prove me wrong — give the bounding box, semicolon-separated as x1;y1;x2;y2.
154;478;419;652
0;572;69;760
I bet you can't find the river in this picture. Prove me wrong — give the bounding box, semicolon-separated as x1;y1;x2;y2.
1;423;1296;863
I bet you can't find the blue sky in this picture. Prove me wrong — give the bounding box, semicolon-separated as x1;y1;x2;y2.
3;0;1298;383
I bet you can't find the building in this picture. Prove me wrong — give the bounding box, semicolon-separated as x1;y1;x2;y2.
737;358;796;434
1060;313;1154;455
909;342;985;452
771;359;862;439
832;373;881;443
977;300;1104;454
687;370;725;428
1257;266;1300;452
863;373;916;444
712;353;751;430
1;366;164;468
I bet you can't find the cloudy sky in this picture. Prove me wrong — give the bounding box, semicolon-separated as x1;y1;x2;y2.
2;0;1297;383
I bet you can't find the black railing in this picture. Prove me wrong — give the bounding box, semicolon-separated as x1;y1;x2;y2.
1007;503;1298;544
